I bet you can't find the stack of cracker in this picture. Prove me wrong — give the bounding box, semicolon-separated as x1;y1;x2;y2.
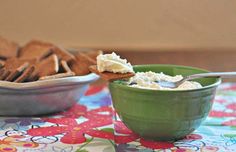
0;37;102;83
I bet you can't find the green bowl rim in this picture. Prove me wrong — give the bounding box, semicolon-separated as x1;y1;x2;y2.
110;64;222;92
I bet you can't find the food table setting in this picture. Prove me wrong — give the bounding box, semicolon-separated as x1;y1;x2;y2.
0;37;235;152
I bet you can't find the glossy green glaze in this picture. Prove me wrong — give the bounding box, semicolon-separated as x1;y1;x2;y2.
109;64;221;141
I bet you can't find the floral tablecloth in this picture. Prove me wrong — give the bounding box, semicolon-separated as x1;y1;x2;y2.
0;83;236;152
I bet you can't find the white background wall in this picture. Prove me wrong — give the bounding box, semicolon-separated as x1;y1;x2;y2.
1;0;236;51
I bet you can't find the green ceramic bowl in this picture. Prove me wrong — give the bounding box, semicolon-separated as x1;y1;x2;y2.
109;64;221;141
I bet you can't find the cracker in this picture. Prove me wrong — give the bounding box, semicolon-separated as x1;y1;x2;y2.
52;46;75;62
84;50;102;61
0;70;10;80
0;69;5;76
19;40;53;60
0;60;5;68
5;70;20;81
61;60;72;72
89;65;135;81
5;62;29;81
4;58;36;71
70;52;96;76
29;54;59;80
14;66;35;83
0;36;19;59
39;72;75;80
76;52;97;64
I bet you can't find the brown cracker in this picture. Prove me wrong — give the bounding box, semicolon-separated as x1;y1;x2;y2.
19;40;75;62
0;70;10;80
39;72;75;80
29;54;59;80
0;36;19;59
84;50;102;61
14;66;35;83
0;69;5;76
4;58;36;71
5;62;29;81
52;46;75;62
70;52;96;76
5;70;20;81
61;60;72;72
19;40;53;60
0;60;4;68
89;65;135;81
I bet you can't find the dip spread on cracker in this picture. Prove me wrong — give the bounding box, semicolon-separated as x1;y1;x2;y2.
89;52;135;81
97;52;134;74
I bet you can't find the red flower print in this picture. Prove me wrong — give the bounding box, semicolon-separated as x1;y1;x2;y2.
84;85;106;96
115;121;133;135
185;134;202;140
86;106;113;123
28;117;113;144
201;146;219;152
226;103;236;111
209;111;236;117
140;139;174;149
222;119;236;126
114;121;139;144
114;121;204;150
114;121;174;149
28;106;113;144
214;99;227;104
59;105;87;118
60;104;113;124
223;85;236;91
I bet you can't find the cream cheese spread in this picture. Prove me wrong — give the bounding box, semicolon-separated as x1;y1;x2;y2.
127;71;202;90
97;52;134;74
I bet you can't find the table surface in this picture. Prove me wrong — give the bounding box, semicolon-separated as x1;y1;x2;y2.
0;83;235;152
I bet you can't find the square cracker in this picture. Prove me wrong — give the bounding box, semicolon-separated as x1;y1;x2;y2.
19;40;75;62
0;36;19;59
0;60;5;68
29;54;59;80
61;60;72;72
5;62;29;81
70;52;96;76
83;50;102;61
52;46;75;62
89;65;135;81
14;66;35;83
4;58;36;71
39;72;75;80
19;40;53;60
0;69;10;80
